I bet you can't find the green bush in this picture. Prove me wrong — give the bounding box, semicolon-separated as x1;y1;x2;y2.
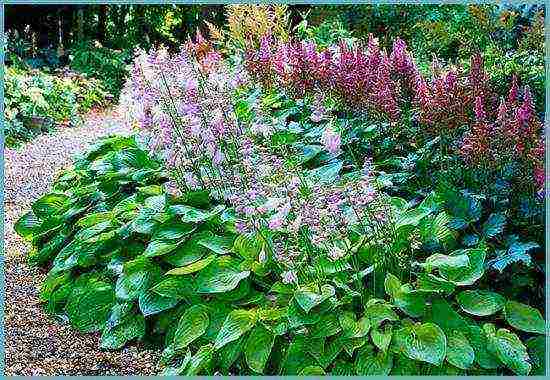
69;41;132;98
4;66;108;147
16;135;545;375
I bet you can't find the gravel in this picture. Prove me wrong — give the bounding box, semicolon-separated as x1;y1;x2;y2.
4;108;161;375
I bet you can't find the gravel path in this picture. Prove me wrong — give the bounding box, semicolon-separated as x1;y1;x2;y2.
4;108;161;375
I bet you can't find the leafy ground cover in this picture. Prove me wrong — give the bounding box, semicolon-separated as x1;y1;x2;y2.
14;4;545;377
4;66;109;147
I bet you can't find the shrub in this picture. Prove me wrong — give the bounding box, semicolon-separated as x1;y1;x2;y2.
4;66;108;146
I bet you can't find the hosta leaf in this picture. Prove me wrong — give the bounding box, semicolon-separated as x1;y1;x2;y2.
504;301;545;334
465;325;500;369
421;253;469;272
299;365;325;375
394;323;446;365
166;255;216;276
143;239;180;257
355;344;393;375
393;287;426;318
66;278;115;333
339;312;370;338
214;309;257;350
32;193;70;218
138;289;178;316
306;160;342;184
115;257;160;301
294;284;335;313
445;330;474;369
163;231;212;267
365;301;399;327
488;236;539;272
481;213;506;238
309;314;342;338
196;257;250;293
14;211;41;239
384;273;402;297
244;324;275;373
371;324;392;352
150;276;196;300
185;344;214;375
165;305;209;360
439;248;486;286
484;323;531;375
153;223;196;240
456;290;505;317
100;311;145;350
198;235;234;255
526;336;545;375
416;273;455;294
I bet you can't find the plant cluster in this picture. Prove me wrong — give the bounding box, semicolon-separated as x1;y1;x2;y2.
4;66;108;147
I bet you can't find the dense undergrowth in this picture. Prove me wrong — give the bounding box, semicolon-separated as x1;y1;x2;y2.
15;4;546;377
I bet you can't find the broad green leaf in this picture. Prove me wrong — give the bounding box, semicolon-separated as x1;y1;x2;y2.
294;284;335;313
394;323;446;365
185;344;214;375
166;255;215;275
526;336;545;375
355;344;393;375
384;273;401;297
421;253;469;272
32;193;70;218
66;278;115;333
299;365;326;375
143;239;180;257
365;301;399;327
163;230;213;266
484;323;531;375
214;309;257;350
465;325;500;369
416;272;455;294
138;289;178;316
167;305;209;358
439;248;486;286
371;324;392;352
446;330;474;369
100;306;145;350
196;257;250;293
14;211;41;239
149;276;196;300
245;324;275;373
456;290;506;317
339;312;370;338
153;223;196;240
198;235;234;255
504;301;545;334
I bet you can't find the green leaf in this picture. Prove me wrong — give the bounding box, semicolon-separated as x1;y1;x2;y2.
456;290;506;317
185;344;214;375
416;273;455;294
526;336;545;375
355;344;393;375
143;239;180;257
14;211;40;239
115;257;160;301
165;305;209;360
244;324;275;373
484;324;531;375
163;231;213;267
465;325;501;369
214;309;257;350
394;322;446;366
196;257;250;293
294;283;335;313
371;324;392;352
299;365;326;375
166;255;216;275
481;213;506;238
446;330;474;369
198;235;234;255
339;312;370;338
384;273;401;297
421;253;469;272
438;248;486;286
32;193;70;218
393;287;426;318
153;223;196;240
365;301;399;327
149;276;196;300
504;301;545;334
100;304;146;350
66;277;115;333
138;289;178;316
306;160;343;184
